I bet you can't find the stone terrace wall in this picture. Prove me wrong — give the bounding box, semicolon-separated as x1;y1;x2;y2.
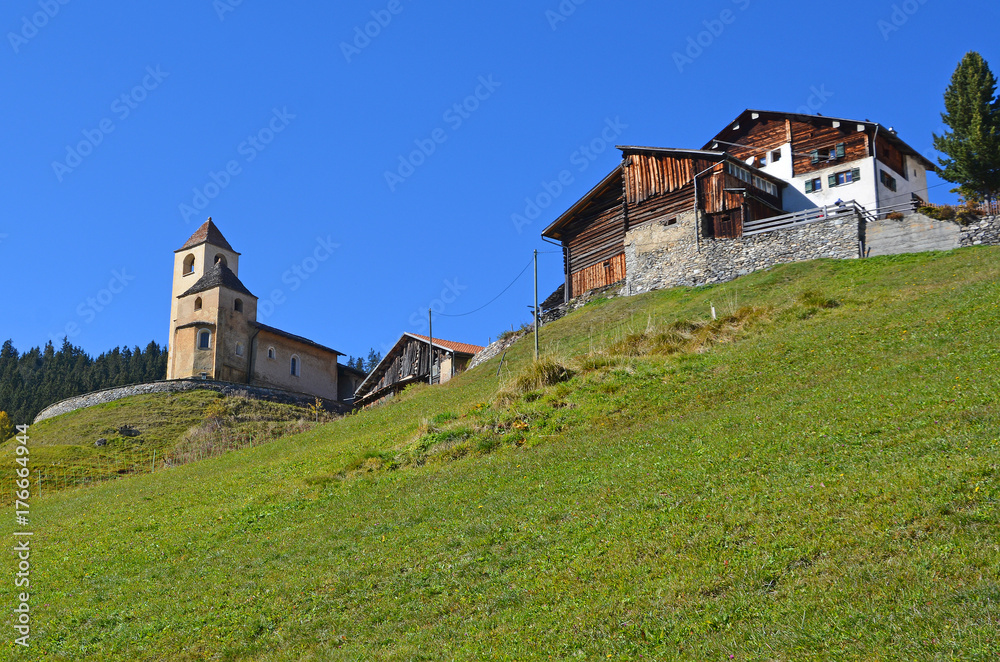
34;379;351;424
625;211;860;294
959;215;1000;247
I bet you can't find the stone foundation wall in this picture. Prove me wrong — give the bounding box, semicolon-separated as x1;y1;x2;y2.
33;379;352;424
625;211;860;294
958;215;1000;247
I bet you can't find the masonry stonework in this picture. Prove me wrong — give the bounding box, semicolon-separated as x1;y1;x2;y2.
34;379;351;424
625;211;861;294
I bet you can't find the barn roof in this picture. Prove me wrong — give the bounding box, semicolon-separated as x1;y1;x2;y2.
406;333;484;356
176;219;239;253
179;262;255;298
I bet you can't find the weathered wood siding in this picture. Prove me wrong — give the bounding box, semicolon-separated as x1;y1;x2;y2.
875;134;907;179
570;252;626;294
790;120;869;177
562;179;626;276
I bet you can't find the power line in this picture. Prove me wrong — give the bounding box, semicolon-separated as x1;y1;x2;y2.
437;257;535;318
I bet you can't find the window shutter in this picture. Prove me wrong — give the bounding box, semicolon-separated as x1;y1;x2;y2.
805;180;814;193
851;168;861;182
828;174;837;188
836;142;846;158
810;150;819;164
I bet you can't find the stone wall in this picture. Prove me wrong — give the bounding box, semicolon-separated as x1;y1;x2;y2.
625;211;861;294
958;215;1000;247
34;379;352;424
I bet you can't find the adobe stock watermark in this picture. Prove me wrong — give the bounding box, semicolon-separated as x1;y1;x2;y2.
341;0;409;63
545;0;586;31
257;236;340;321
213;0;246;21
795;85;834;115
877;0;929;40
408;278;469;329
48;268;136;344
7;0;71;54
178;107;296;223
384;75;501;192
672;0;752;74
51;66;169;183
511;116;628;234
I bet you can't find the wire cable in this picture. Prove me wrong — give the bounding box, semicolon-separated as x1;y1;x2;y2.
437;257;535;318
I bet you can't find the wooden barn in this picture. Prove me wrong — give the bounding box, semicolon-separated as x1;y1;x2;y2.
542;147;785;301
354;333;483;407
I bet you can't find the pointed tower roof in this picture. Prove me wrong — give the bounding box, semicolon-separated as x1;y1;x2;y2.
175;218;239;253
179;262;255;299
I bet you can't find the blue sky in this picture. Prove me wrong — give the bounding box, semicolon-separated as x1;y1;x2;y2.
2;0;997;360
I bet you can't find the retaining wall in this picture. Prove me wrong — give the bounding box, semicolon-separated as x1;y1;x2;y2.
33;379;352;424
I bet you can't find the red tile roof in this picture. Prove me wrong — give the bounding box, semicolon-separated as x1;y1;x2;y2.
177;218;236;253
407;333;484;356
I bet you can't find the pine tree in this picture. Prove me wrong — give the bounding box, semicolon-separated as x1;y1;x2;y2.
933;51;1000;203
364;348;382;373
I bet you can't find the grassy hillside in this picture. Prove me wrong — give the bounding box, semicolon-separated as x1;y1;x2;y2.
5;248;1000;660
0;391;327;498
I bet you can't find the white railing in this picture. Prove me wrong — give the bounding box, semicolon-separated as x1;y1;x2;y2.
741;200;920;236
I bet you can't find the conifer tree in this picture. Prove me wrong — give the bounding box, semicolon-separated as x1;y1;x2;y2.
933;52;1000;203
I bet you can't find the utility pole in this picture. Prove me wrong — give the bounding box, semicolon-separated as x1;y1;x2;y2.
533;249;539;360
428;308;434;385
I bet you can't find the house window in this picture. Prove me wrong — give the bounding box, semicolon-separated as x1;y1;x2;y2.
290;355;300;377
805;178;823;193
880;170;897;192
194;297;203;311
267;347;276;360
759;154;767;166
198;330;211;350
236;342;244;357
828;168;862;188
234;298;244;313
810;150;820;164
771;149;781;163
183;254;195;275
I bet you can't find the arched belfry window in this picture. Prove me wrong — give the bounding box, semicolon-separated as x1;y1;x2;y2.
194;297;203;311
234;298;244;313
267;347;276;360
198;330;211;350
290;355;300;377
214;254;228;268
183;254;195;275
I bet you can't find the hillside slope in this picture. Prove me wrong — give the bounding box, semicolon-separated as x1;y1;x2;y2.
5;248;1000;660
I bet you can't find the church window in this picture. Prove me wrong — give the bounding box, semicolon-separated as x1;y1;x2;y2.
194;297;203;311
236;342;244;357
267;347;276;360
198;330;211;350
183;254;195;275
234;298;244;313
290;355;300;377
215;254;228;268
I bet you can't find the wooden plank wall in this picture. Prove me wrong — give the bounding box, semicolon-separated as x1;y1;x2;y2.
562;181;626;273
570;252;626;294
710;119;788;164
365;338;446;397
875;134;907;179
624;153;717;205
790;120;869;177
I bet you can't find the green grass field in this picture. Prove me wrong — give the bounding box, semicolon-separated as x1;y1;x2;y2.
3;248;999;660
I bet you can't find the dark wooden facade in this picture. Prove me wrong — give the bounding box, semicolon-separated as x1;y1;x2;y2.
354;334;482;407
543;148;785;299
705;110;933;181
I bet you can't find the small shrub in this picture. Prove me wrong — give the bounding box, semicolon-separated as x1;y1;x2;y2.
799;291;841;309
511;358;573;394
886;211;905;220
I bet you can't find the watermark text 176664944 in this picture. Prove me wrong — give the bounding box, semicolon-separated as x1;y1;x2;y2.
12;424;33;648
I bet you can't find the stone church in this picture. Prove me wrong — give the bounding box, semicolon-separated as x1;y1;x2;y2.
167;219;363;403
